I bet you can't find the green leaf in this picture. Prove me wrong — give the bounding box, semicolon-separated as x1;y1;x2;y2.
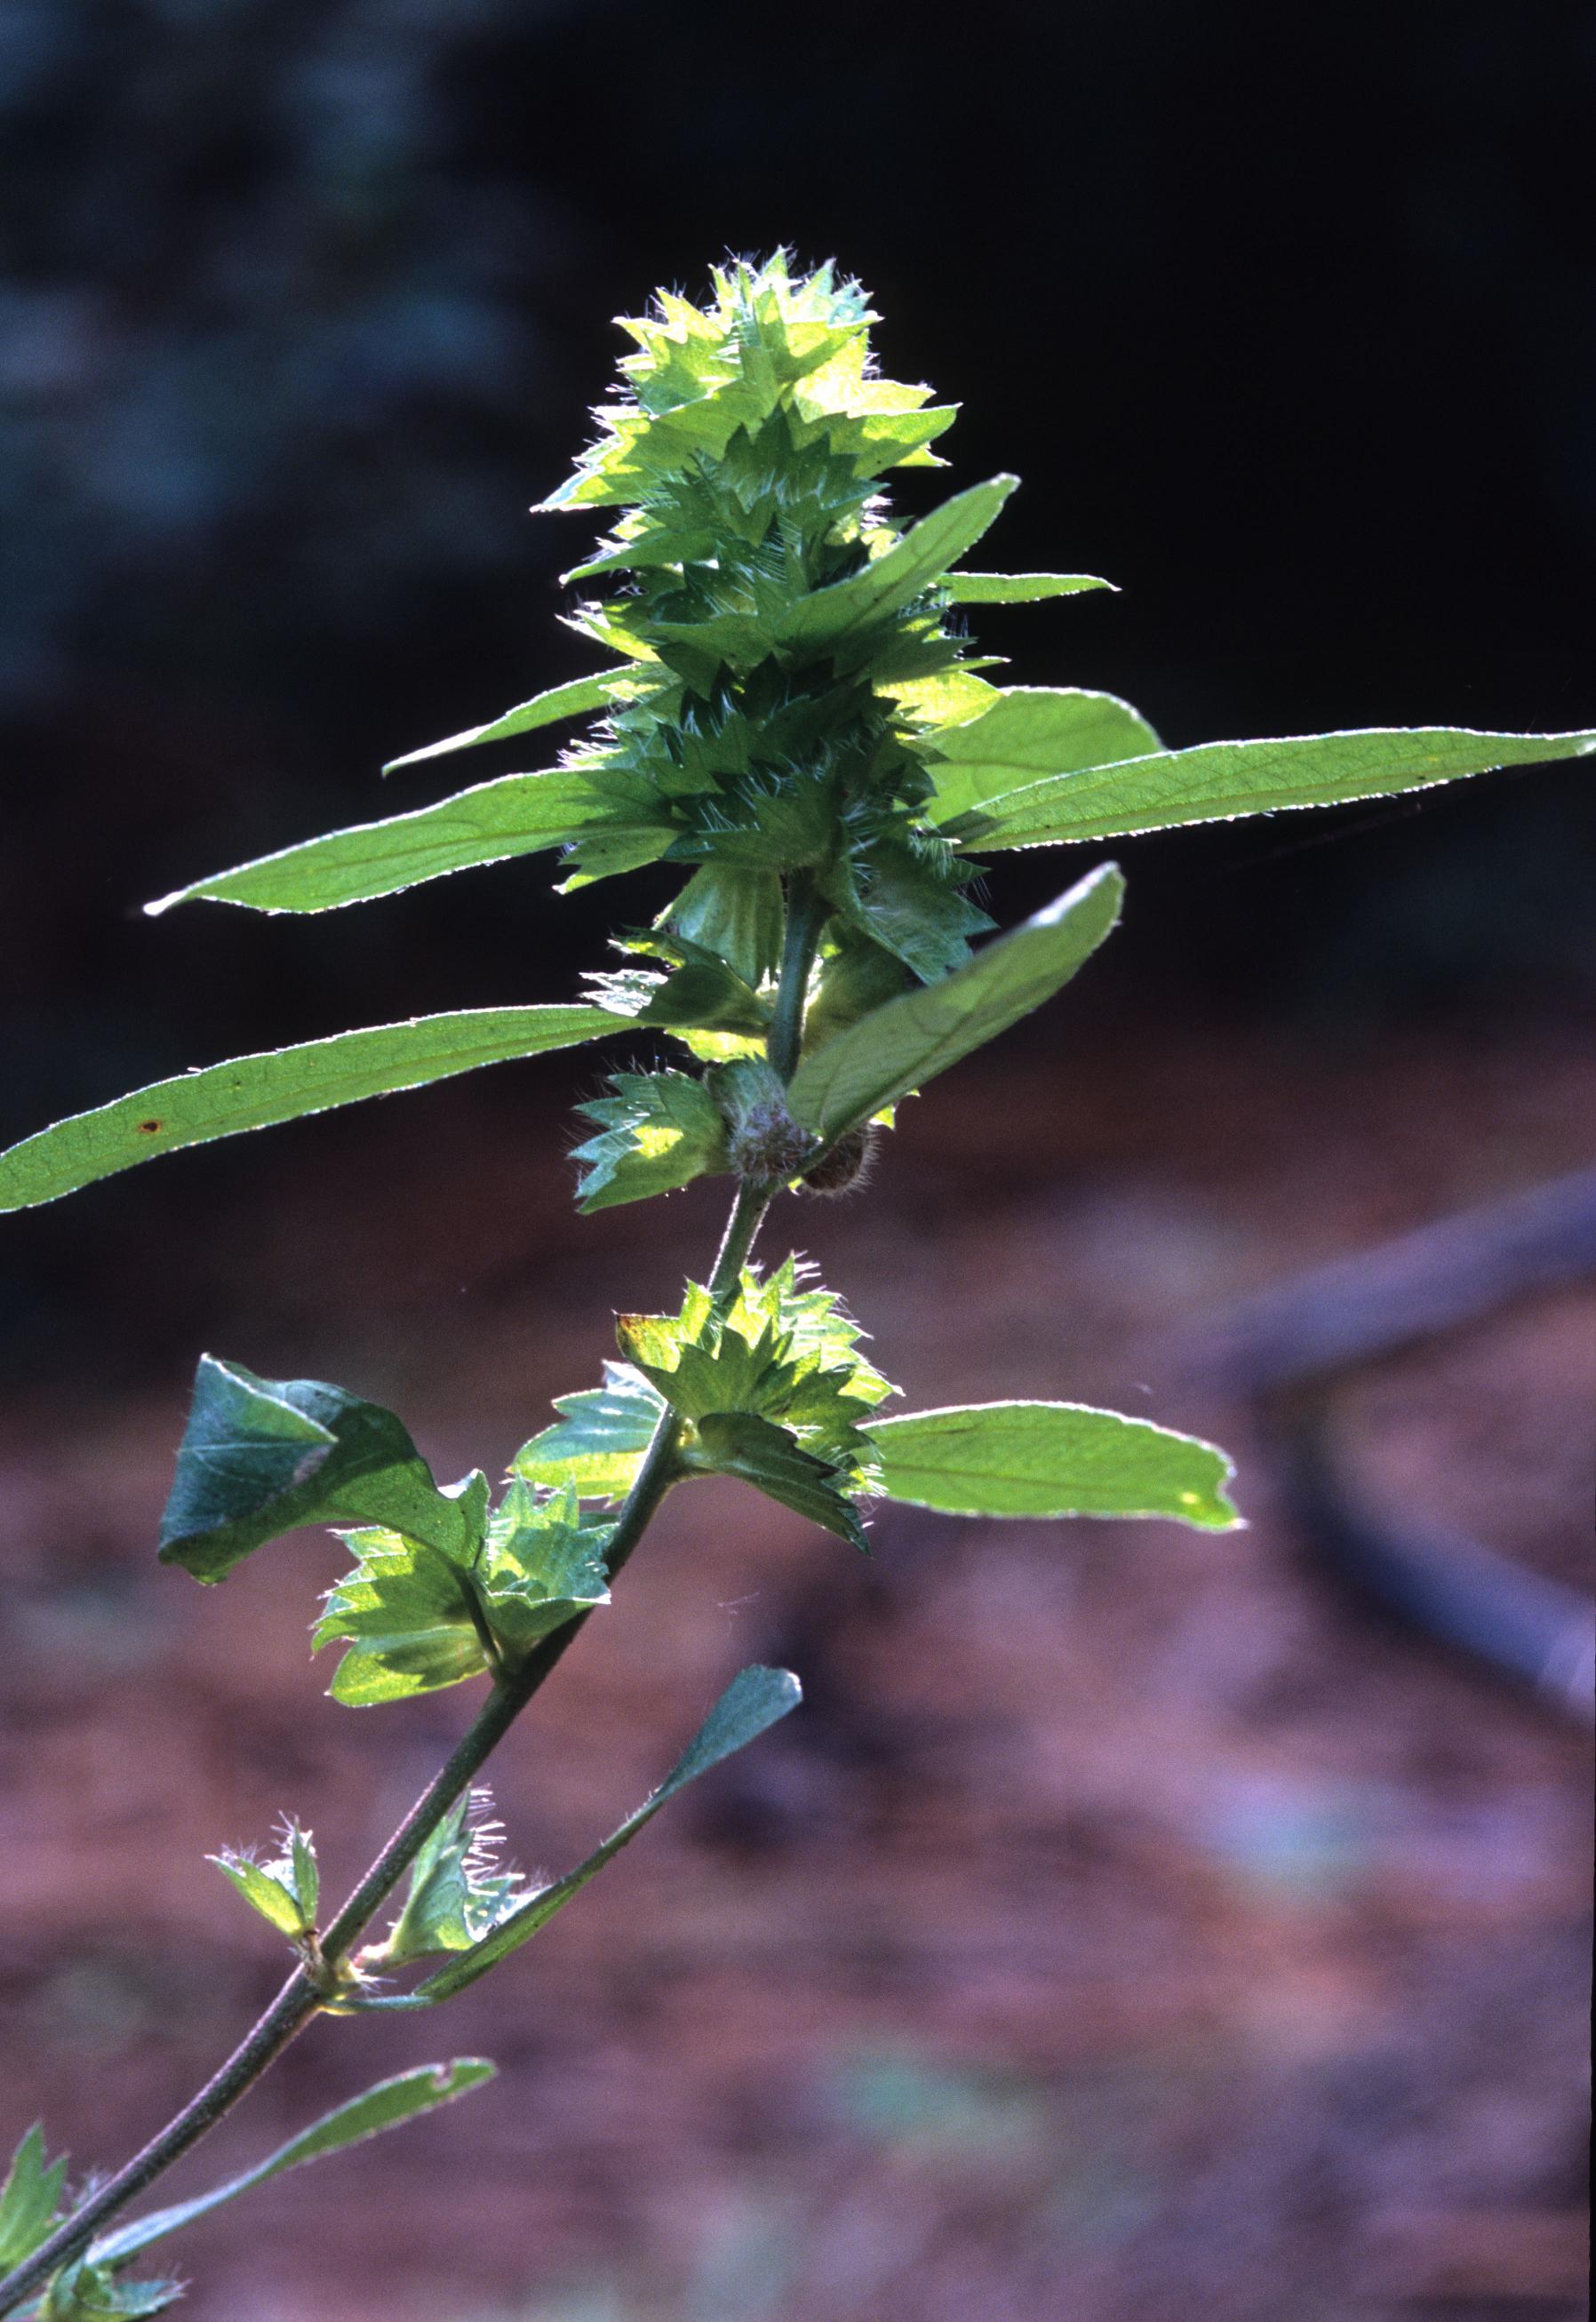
571;1069;730;1211
314;1480;608;1705
944;572;1115;603
0;1004;616;1213
473;1480;611;1656
41;2258;180;2318
381;672;622;772
803;932;912;1053
788;864;1124;1145
209;1820;319;1939
313;1530;492;1706
0;2127;67;2274
159;1357;483;1584
514;1364;668;1503
584;930;770;1039
290;1823;320;1922
876;666;1003;732
776;477;1018;656
616;1258;892;1481
951;723;1596;850
87;2063;497;2270
663;866;785;988
146;768;604;915
829;836;994;983
863;1400;1240;1528
922;687;1162;824
683;1410;866;1549
407;1668;802;2005
376;1791;524;1967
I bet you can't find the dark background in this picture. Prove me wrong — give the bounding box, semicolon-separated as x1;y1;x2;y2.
1;6;1592;2320
4;0;1593;1186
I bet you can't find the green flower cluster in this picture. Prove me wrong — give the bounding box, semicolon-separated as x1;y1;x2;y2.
548;252;1000;997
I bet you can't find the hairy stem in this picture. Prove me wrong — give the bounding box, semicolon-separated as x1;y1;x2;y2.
0;1176;774;2315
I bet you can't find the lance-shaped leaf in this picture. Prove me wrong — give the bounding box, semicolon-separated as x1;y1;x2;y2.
146;767;605;915
922;687;1162;823
877;667;1004;735
949;723;1596;850
788;864;1123;1145
0;1004;616;1213
776;476;1018;656
513;1363;667;1503
864;1400;1240;1528
403;1667;802;2005
159;1357;484;1584
944;572;1116;603
381;671;623;773
0;2127;67;2275
87;2063;496;2270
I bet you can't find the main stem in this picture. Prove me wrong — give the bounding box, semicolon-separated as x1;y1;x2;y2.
769;872;825;1083
0;941;816;2314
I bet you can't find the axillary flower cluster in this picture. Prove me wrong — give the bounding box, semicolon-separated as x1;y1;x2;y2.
2;252;1590;2318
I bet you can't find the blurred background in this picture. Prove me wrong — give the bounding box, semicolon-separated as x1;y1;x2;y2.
1;3;1592;2317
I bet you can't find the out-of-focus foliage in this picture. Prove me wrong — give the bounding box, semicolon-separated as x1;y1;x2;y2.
0;0;584;707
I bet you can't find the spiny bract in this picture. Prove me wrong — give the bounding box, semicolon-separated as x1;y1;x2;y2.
546;251;1001;995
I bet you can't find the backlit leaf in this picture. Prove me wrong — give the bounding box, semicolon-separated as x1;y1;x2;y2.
682;1411;866;1549
788;865;1123;1145
776;477;1017;657
513;1364;667;1503
0;2127;67;2274
944;572;1115;602
381;671;622;772
827;835;994;983
375;1792;525;1967
949;724;1596;849
313;1479;608;1705
146;768;603;914
922;687;1161;823
571;1070;730;1210
210;1820;319;1939
663;865;785;988
39;2257;180;2317
0;1005;616;1211
864;1400;1240;1527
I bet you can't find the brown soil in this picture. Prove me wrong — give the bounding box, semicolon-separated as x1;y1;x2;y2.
2;1023;1591;2322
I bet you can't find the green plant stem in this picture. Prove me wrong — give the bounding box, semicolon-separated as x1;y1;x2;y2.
0;860;807;2318
768;872;826;1082
0;1173;774;2318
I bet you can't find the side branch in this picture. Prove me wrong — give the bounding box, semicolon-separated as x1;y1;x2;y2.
0;1175;773;2317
